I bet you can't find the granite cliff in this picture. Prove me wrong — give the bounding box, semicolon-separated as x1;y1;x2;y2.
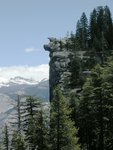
44;36;113;103
44;37;98;101
44;37;77;101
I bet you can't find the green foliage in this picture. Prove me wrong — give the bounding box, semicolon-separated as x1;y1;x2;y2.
0;96;49;150
76;59;113;150
67;5;113;96
76;12;89;50
50;87;80;150
35;107;50;150
78;65;104;149
11;132;26;150
0;5;113;150
69;55;82;88
21;96;49;150
3;125;10;150
90;6;113;51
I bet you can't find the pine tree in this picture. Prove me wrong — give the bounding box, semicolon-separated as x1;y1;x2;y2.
78;61;113;150
21;96;41;149
69;55;82;89
11;131;26;150
69;93;80;128
101;57;113;149
81;12;89;49
89;8;97;47
50;87;80;150
70;32;76;51
3;124;10;150
78;77;98;150
21;96;49;150
11;95;22;132
11;95;26;150
34;106;50;150
103;6;113;49
75;20;82;50
96;6;104;38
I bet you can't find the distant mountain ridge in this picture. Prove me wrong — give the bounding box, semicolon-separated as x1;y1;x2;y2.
0;76;40;87
0;76;49;101
0;76;49;127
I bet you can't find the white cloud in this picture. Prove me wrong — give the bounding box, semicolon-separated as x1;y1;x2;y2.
24;47;38;53
0;64;49;82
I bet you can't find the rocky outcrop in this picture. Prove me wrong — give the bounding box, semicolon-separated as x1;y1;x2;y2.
44;38;74;101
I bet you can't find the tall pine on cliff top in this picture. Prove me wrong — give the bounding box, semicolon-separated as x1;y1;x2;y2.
76;12;88;50
50;87;80;150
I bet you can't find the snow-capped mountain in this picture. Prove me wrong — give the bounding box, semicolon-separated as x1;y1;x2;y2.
0;76;49;100
0;76;40;87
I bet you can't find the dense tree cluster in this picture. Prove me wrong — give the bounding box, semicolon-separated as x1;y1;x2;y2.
50;87;80;150
0;96;50;150
0;92;80;150
67;5;113;150
71;57;113;150
68;5;113;89
75;6;113;51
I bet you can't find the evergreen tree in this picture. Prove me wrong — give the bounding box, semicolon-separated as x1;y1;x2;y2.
21;96;49;150
80;12;89;49
11;131;26;150
89;8;97;47
3;124;10;150
80;64;107;150
101;57;113;149
96;6;104;39
0;143;3;150
21;96;41;149
78;77;98;150
35;106;50;150
75;20;82;50
89;6;113;52
69;93;80;128
78;61;113;150
50;87;80;150
103;6;113;49
11;95;22;132
69;55;82;89
69;32;76;51
11;95;26;150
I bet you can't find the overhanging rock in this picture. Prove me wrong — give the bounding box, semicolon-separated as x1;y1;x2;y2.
44;37;74;101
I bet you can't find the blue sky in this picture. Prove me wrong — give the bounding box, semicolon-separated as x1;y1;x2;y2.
0;0;113;80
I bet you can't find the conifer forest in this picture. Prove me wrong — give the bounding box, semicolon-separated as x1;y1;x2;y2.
1;5;113;150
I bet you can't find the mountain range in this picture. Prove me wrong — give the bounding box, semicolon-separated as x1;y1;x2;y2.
0;76;49;100
0;76;49;128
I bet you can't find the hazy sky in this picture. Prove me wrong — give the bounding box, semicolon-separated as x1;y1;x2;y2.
0;0;113;80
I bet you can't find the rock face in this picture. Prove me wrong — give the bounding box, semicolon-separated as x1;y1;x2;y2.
44;38;74;101
44;36;112;102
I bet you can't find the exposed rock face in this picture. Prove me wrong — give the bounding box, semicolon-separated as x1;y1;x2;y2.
44;36;112;102
44;38;74;101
